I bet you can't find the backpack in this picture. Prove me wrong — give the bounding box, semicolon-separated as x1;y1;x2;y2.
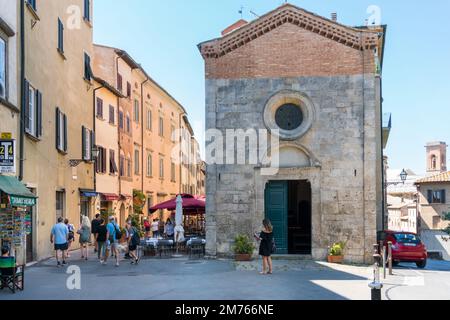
131;227;140;246
114;225;122;240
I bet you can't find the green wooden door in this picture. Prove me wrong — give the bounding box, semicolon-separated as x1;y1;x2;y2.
264;181;288;254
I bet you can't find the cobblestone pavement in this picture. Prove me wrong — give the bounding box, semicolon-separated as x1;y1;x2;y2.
1;249;449;300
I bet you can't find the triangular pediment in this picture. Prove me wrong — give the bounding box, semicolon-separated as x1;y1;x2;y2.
199;3;381;59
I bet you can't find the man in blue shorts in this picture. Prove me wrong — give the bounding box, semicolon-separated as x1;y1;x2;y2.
50;217;69;267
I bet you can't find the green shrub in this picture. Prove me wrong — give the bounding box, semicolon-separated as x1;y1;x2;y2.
233;235;255;255
329;242;345;256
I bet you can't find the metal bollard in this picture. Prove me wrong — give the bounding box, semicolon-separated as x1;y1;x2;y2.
369;244;383;300
382;244;387;279
388;241;393;276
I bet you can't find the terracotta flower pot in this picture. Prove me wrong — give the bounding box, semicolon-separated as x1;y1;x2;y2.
235;254;252;261
327;255;344;264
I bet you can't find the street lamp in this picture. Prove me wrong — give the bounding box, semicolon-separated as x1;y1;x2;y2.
399;169;408;184
69;145;101;168
386;169;408;187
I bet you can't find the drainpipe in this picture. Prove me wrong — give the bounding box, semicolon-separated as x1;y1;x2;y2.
140;76;149;195
19;0;25;181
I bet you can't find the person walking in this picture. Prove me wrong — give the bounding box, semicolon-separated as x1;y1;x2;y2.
126;222;140;265
96;219;108;263
64;219;75;258
254;219;274;275
91;214;101;253
143;218;151;239
164;218;175;239
50;217;69;267
105;216;120;267
78;215;91;260
151;218;160;238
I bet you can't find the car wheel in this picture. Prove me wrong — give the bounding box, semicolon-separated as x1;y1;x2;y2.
416;260;427;269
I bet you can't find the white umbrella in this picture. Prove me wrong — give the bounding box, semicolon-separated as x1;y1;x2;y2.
174;195;185;243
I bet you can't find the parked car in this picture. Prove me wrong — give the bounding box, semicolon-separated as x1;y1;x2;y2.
379;231;428;269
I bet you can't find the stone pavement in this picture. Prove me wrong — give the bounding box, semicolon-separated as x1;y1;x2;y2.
1;248;449;300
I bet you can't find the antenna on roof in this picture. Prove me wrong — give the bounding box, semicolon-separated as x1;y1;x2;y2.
239;5;244;19
250;10;260;18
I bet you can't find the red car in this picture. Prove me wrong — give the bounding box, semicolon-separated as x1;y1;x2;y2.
380;231;428;269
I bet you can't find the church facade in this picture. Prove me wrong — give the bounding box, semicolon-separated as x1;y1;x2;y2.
198;4;386;263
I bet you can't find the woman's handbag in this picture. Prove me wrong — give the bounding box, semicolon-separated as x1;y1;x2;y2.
271;239;277;254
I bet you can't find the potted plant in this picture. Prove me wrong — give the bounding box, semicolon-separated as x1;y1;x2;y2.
233;235;255;261
327;242;345;264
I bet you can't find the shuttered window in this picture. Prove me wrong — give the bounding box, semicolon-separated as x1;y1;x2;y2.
95;146;107;174
81;126;93;161
84;0;91;21
429;190;447;204
146;109;152;131
55;107;67;152
134;149;140;175
57;18;64;54
171;162;176;182
159;117;164;137
0;37;6;99
127;82;131;98
119;155;125;177
126;115;130;133
117;74;123;92
84;53;92;81
147;153;152;177
159;158;164;179
134;99;139;123
27;0;37;11
96;97;103;118
109;105;115;124
110;150;118;174
119;111;124;129
24;80;42;139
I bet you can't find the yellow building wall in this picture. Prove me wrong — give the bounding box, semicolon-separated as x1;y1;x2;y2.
23;0;94;260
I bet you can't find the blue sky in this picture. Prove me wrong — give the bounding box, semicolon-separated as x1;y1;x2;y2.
93;0;450;174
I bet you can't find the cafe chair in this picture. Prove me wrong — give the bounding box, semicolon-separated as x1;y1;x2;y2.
0;257;25;294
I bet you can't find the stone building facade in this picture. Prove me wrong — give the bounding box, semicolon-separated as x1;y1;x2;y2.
199;4;386;263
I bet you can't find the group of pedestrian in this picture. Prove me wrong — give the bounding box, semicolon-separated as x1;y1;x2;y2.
142;217;175;239
50;214;141;268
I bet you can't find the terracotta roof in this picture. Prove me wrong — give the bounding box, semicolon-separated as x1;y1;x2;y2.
198;3;383;59
415;172;450;184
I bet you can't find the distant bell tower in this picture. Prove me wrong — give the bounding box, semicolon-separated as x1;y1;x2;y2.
426;142;447;174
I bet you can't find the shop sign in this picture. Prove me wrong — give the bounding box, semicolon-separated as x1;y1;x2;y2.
0;139;15;174
9;196;36;207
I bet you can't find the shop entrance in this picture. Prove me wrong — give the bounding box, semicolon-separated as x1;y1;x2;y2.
265;180;312;255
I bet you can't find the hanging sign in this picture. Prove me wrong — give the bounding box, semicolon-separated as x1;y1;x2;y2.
0;139;15;174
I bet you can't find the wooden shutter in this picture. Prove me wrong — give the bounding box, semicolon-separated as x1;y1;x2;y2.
90;130;95;161
82;126;86;160
427;190;433;204
127;82;131;97
55;108;60;149
24;80;30;133
117;74;122;92
36;90;42;137
58;19;64;52
63;114;68;152
102;147;107;173
109;105;114;124
442;190;446;204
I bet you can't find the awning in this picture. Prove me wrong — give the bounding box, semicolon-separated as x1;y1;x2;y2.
120;194;132;200
149;194;205;214
0;175;37;207
101;193;120;201
79;189;97;198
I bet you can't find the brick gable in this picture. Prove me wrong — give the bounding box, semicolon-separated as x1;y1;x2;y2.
203;23;376;79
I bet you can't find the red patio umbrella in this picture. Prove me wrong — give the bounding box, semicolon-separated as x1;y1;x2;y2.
149;194;205;214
